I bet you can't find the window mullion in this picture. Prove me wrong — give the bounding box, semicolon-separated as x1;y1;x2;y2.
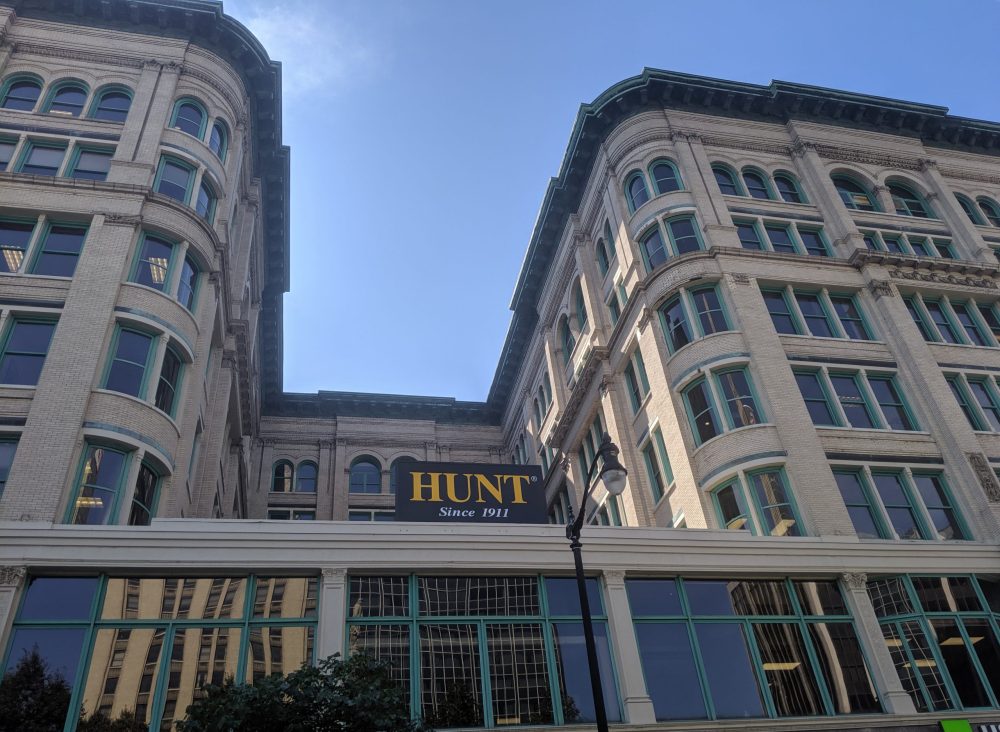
968;301;999;348
819;368;848;427
115;446;146;525
938;297;970;345
912;294;941;342
167;240;190;298
820;289;847;339
21;214;47;273
704;370;730;430
958;374;987;430
901;468;935;541
856;372;888;429
862;466;895;539
784;287;808;335
147;334;169;404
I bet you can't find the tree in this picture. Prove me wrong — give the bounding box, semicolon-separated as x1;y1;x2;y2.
0;647;72;732
177;653;426;732
77;709;148;732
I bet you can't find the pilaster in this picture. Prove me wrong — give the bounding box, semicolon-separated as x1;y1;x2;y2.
602;569;656;724
318;567;348;659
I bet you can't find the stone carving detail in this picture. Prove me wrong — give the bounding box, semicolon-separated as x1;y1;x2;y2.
841;572;868;591
0;566;26;586
321;567;347;584
791;140;816;158
888;268;997;291
967;452;1000;503
598;374;612;396
560;455;572;473
867;279;895;299
729;272;751;286
636;307;652;330
102;214;141;227
918;158;938;172
604;569;627;587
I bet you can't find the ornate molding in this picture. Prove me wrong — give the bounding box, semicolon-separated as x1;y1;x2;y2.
698;134;791;157
101;213;141;227
967;452;1000;503
603;569;627;587
728;272;752;286
560;455;572;473
866;279;895;299
598;374;612;396
841;572;868;591
791;140;817;158
811;143;922;171
321;567;347;585
14;41;145;69
0;566;26;586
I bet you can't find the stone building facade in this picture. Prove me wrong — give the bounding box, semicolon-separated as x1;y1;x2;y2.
0;2;999;731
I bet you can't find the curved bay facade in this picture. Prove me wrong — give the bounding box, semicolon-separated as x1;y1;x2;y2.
0;2;999;730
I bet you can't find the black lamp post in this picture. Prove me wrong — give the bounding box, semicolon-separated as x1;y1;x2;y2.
565;432;628;732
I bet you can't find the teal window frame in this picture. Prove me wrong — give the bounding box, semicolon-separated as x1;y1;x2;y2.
15;139;67;176
623;351;648;413
951;300;993;346
176;254;200;312
40;79;89;117
0;135;16;171
624;169;650;212
832;175;879;211
66;144;113;181
648;158;682;195
689;284;730;336
639;224;667;271
296;460;319;493
888;182;933;219
641;426;673;503
101;324;156;399
559;317;575;366
153;155;196;204
0;437;17;498
763;221;799;254
829;293;873;340
904;296;936;341
773;171;806;203
65;441;132;525
344;574;622;726
2;573;319;731
606;289;621;325
795;368;917;431
664;214;702;257
978;197;1000;227
734;218;764;250
762;288;802;335
956;194;985;225
767;288;872;341
965;375;1000;431
741;167;775;200
933;238;956;259
682;376;721;446
713;366;764;429
271;460;293;492
29;221;88;278
922;298;964;344
711;164;743;196
793;369;840;427
711;479;753;532
87;84;133;122
0;73;43;111
0;316;57;386
195;178;217;223
827;370;881;430
833;468;891;539
797;226;830;256
573;282;588;331
682;365;765;446
911;472;969;541
793;291;837;337
128;460;162;526
745;467;803;537
153;343;184;417
208;119;229;162
169;97;208;139
867;373;919;431
947;375;985;431
128;230;179;293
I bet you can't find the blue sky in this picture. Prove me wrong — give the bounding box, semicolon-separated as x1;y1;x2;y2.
222;0;1000;401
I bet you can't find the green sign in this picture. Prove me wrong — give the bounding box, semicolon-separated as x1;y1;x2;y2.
940;720;973;732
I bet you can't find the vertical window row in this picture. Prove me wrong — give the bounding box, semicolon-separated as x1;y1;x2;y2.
658;283;731;353
762;287;872;340
640;426;674;504
711;467;803;536
792;367;918;430
682;365;763;446
623;347;650;413
733;218;829;256
904;293;1000;347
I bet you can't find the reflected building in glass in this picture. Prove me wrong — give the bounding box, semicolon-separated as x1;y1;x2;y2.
0;0;1000;730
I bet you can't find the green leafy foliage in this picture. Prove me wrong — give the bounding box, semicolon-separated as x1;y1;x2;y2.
0;647;72;732
177;653;426;732
77;709;148;732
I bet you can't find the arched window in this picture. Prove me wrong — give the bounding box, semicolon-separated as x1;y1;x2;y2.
573;282;588;330
1;76;42;111
196;179;217;223
349;456;382;494
209;120;229;161
533;398;542;426
978;198;1000;227
559;318;575;366
624;171;650;212
773;173;805;204
741;169;773;200
595;238;610;276
390;456;417;494
603;220;615;260
712;165;741;196
832;175;877;211
955;194;984;225
649;159;681;194
44;81;88;117
272;461;293;492
888;183;932;218
90;86;132;122
296;461;317;493
171;98;207;138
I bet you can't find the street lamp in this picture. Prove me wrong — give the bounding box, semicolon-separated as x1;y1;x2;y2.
565;432;627;732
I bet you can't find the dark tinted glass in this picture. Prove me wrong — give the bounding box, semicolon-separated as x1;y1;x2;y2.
94;91;131;122
668;217;699;254
774;175;802;203
660;296;691;351
931;618;991;708
794;580;848;615
157;159;191;201
635;623;707;720
349;576;409;617
651;162;679;193
627;174;649;210
19;576;99;620
49;86;86;115
486;624;553;724
0;320;55;385
71;149;111;180
133;235;173;290
0;626;85;730
545;577;602;615
419;624;483;726
807;623;880;713
911;576;980;613
551;622;619;722
752;623;824;716
866;577;914;617
626;579;682;616
174;102;204;136
695;623;764;718
105;329;152;396
22;145;64;175
641;228;667;269
2;80;41;110
33;225;86;277
685;579;792;616
154;347;181;413
418;576;539;616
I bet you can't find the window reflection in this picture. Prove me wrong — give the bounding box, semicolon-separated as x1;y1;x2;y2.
486;624;553;726
348;624;410;698
418;576;539;617
419;623;483;727
252;577;318;618
634;623;707;720
20;576;98;620
1;626;85;731
752;623;824;716
807;623;880;714
551;622;620;723
695;623;765;718
349;576;409;618
101;577;246;620
79;627;166;727
159;627;241;730
245;626;314;682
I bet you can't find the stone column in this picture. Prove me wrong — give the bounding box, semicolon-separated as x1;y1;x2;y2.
788;139;866;256
602;570;655;724
317;567;348;659
573;234;610;342
918;159;994;262
331;438;349;520
673;132;741;250
840;572;916;714
0;566;26;644
316;440;334;520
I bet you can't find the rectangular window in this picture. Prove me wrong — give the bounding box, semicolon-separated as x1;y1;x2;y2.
155;156;194;202
30;223;87;277
684;378;720;445
606;290;621;325
871;471;925;540
923;300;961;344
659;295;692;352
762;290;799;335
131;233;174;292
735;221;763;250
905;297;935;341
829;373;877;429
69;443;129;525
794;370;838;426
798;228;828;256
642;442;666;502
795;292;835;337
948;376;984;430
69;148;113;181
911;473;965;540
952;301;990;346
18;141;65;176
908;236;933;256
747;469;800;536
104;327;154;397
933;239;956;258
0;218;35;273
624;349;648;413
0;438;17;497
129;463;159;526
833;470;886;539
882;234;906;253
0;319;56;385
0;138;16;171
765;224;796;254
154;346;183;416
715;368;761;428
829;295;871;340
667;216;700;255
977;303;1000;339
691;285;728;334
868;375;916;430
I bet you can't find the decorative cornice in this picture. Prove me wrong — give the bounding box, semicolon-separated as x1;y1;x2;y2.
841;572;868;591
100;213;141;227
0;565;25;585
811;143;921;171
866;279;895;299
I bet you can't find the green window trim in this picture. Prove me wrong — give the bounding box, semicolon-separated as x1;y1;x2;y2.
955;194;985;225
734;218;764;250
664;214;703;257
153;155;196;205
711;164;743;196
101;324;156;400
741;167;776;201
833;468;892;540
641;425;675;504
86;84;134;122
888;182;934;219
28;221;88;278
64;441;132;525
271;460;294;492
795;367;918;432
978;197;1000;227
209;119;229;162
66;144;113;181
647;158;683;195
745;467;804;537
624;169;650;213
128;230;179;293
712;366;764;430
682;366;763;446
0;316;57;386
169;96;209;139
40;79;90;116
0;73;43;112
947;375;985;431
773;171;807;204
831;174;879;212
15;139;67;176
711;480;753;532
595;237;610;276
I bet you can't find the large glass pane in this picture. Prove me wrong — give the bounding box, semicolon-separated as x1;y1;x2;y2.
795;294;834;337
866;577;914;617
965;618;1000;701
752;623;824;716
349;576;410;618
869;377;914;430
668;217;700;255
834;471;882;539
641;227;667;270
691;287;727;334
829;374;875;429
830;296;870;340
686;579;792;616
486;624;553;725
418;576;539;616
694;622;764;718
911;577;980;613
716;369;760;427
871;473;923;539
253;577;318;618
79;627;166;728
72;446;127;526
2;626;86;730
545;577;602;616
807;623;880;713
928;619;991;708
900;620;952;711
157;160;191;202
348;624;410;700
33;225;86;276
105;329;152;396
634;623;707;720
101;577;246;620
20;576;98;620
0;320;55;385
748;471;799;537
794;581;848;616
0;220;34;272
158;627;241;731
880;623;927;711
133;235;173;290
245;626;314;683
419;623;483;727
911;475;964;541
626;579;682;617
715;484;749;531
685;380;719;443
795;371;837;426
660;296;691;351
551;621;619;723
763;291;797;334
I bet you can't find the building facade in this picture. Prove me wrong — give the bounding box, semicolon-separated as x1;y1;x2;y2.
0;1;999;730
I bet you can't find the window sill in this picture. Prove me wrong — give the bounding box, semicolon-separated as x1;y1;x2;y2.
665;329;741;364
0;384;37;391
92;388;181;436
814;426;931;437
690;422;774;454
926;341;998;351
780;334;886;346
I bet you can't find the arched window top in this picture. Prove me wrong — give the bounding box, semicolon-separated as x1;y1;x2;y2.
295;461;317;493
624;170;650;212
773;172;805;204
649;159;682;195
542;372;552;403
389;456;417;494
595;238;610;277
350;455;382;494
888;182;932;218
533;397;542;426
741;168;773;200
832;174;878;211
170;97;208;139
559;317;576;366
209;119;229;161
89;85;133;123
712;164;741;196
955;194;984;225
1;74;42;111
978;197;1000;227
271;460;293;493
572;281;588;330
43;80;89;117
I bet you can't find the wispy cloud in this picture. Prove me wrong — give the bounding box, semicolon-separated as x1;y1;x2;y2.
223;0;384;98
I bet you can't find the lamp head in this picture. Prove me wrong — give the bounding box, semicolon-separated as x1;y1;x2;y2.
596;433;628;496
